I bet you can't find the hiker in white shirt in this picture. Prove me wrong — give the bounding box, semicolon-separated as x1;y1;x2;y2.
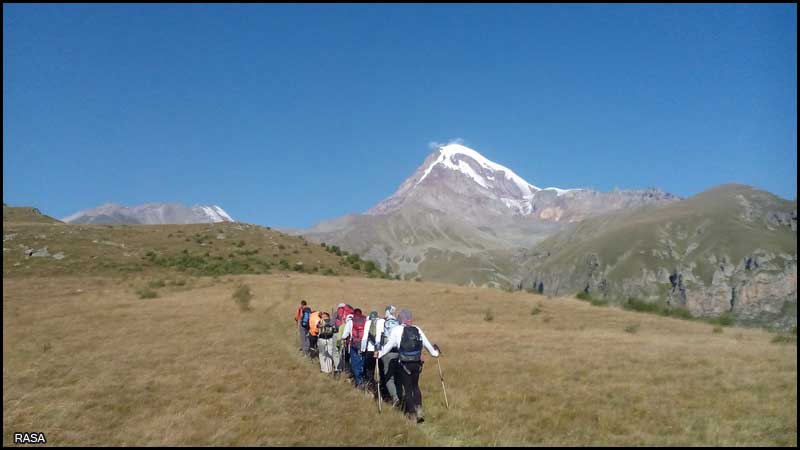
376;309;439;423
361;311;383;392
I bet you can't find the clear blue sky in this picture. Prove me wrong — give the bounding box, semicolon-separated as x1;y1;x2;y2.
3;4;797;228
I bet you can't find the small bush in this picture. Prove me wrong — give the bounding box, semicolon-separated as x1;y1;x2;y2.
771;334;796;344
623;297;660;314
713;312;736;327
233;284;252;312
148;279;166;289
713;326;724;334
667;307;694;320
624;324;640;334
137;288;158;299
41;342;52;353
576;291;592;301
590;298;609;307
531;306;542;315
484;308;494;322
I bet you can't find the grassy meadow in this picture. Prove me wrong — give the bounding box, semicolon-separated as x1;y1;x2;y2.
3;273;796;446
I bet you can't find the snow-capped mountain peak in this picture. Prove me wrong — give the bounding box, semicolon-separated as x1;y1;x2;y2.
415;143;541;197
62;203;235;225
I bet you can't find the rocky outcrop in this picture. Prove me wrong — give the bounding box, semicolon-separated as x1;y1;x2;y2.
524;251;797;330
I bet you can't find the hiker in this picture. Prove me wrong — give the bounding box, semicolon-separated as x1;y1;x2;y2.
342;308;368;388
307;310;322;359
335;303;354;327
377;305;401;407
361;310;382;392
336;313;353;377
377;309;440;423
295;300;312;356
316;311;339;374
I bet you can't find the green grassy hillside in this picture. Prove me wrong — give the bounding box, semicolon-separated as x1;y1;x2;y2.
3;217;389;280
524;184;797;328
3;203;62;224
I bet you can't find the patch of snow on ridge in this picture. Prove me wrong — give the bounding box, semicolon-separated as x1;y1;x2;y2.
456;160;489;189
199;205;233;223
542;187;583;197
212;205;234;222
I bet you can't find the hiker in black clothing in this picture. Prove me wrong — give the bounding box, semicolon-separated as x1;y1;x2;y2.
377;309;439;423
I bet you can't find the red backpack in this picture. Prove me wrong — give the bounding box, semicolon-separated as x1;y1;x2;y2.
336;304;354;327
350;315;366;348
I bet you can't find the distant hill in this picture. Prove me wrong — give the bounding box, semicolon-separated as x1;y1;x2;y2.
3;203;63;224
521;184;797;329
3;215;389;280
62;203;235;225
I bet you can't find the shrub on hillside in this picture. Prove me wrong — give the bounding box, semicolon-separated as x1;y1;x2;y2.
713;312;736;327
771;335;796;344
137;288;158;299
484;308;494;322
531;305;542;315
590;298;609;307
148;279;166;289
233;284;252;312
576;291;592;301
624;323;640;334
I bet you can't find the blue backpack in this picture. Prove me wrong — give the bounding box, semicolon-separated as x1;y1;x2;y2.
300;307;311;328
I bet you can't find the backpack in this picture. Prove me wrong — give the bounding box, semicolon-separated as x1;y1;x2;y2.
318;318;336;339
398;326;422;362
381;317;399;347
300;307;311;328
350;315;366;348
336;304;354;327
367;319;378;347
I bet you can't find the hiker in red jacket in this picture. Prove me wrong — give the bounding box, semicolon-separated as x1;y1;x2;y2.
341;308;367;389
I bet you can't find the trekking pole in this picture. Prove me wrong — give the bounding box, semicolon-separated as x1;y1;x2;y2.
376;356;383;413
436;357;450;410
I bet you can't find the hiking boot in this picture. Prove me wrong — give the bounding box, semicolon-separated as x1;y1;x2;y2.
416;407;425;423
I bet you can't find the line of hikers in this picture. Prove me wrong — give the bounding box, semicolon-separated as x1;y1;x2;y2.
294;300;441;424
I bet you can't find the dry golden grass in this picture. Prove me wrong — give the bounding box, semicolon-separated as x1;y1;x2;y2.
3;274;796;446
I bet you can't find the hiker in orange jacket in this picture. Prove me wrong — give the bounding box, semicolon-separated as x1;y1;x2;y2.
307;310;322;359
